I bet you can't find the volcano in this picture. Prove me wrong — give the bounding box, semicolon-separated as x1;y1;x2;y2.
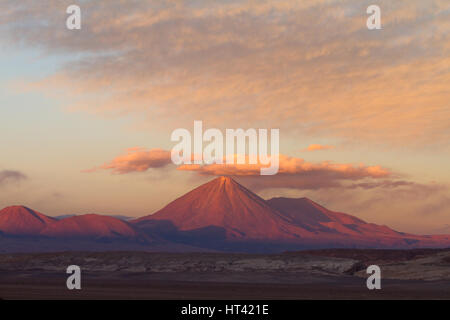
134;176;450;249
134;176;313;241
0;206;56;235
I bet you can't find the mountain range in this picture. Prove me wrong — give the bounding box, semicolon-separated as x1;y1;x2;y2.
1;176;449;253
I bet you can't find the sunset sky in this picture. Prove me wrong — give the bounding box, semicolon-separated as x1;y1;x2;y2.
1;0;449;234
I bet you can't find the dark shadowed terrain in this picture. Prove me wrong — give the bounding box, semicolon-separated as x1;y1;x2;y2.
1;249;450;299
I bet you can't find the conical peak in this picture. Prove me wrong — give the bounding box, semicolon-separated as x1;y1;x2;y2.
216;176;233;183
142;175;302;239
209;176;238;190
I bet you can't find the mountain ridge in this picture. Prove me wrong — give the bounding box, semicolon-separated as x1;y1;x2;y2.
1;176;450;252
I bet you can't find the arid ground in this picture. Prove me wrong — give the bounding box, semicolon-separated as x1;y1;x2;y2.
1;248;450;299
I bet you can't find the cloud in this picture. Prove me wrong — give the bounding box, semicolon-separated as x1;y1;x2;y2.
178;154;391;190
89;147;392;190
0;170;27;186
303;144;334;152
2;0;449;147
84;148;172;174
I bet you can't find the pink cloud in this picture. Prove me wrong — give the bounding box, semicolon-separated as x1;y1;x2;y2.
84;148;172;174
178;154;391;190
4;0;449;147
303;144;334;152
88;149;391;190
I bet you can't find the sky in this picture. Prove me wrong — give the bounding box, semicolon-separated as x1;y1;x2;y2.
0;0;449;234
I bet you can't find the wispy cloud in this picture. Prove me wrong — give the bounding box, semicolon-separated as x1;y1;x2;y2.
0;170;27;186
2;0;449;147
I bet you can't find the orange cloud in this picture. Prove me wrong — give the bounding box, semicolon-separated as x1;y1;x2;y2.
179;154;388;177
303;144;334;152
5;0;450;147
84;148;171;174
178;154;390;190
88;148;391;190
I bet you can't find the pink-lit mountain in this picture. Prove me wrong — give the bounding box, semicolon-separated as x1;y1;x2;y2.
134;177;450;249
0;206;56;235
134;176;312;241
1;177;450;252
